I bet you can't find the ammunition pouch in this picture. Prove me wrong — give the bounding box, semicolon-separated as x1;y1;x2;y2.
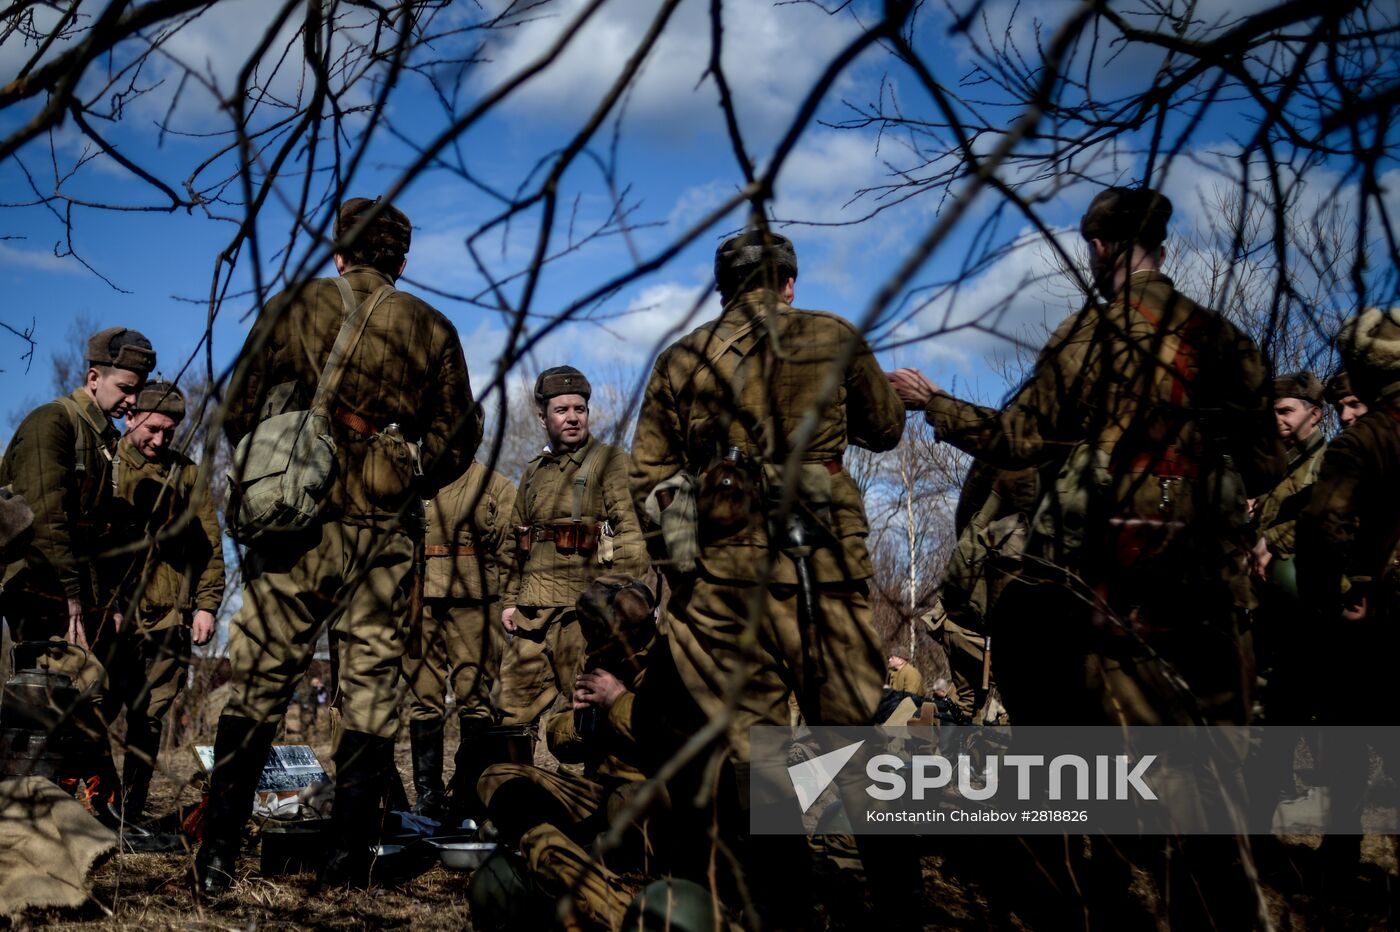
516;522;600;555
696;458;761;537
360;423;418;506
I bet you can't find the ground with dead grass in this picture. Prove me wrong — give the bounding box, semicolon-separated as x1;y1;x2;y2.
12;726;1399;930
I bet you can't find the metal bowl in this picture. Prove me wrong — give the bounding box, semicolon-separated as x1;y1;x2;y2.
427;838;497;871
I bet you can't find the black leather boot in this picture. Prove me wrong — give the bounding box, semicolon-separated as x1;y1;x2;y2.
192;715;276;898
443;721;498;829
121;715;162;822
319;730;394;888
409;719;446;819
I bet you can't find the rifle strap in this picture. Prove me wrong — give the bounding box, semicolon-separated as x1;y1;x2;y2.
316;278;393;417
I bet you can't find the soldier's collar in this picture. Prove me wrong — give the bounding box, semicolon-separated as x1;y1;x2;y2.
339;265;394;287
726;289;789;317
68;388;118;439
556;436;596;464
1287;429;1326;464
118;439;150;467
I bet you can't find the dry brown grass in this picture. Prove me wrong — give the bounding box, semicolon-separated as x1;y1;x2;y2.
11;722;1399;929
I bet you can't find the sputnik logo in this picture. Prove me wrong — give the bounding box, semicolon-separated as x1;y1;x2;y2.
787;740;865;813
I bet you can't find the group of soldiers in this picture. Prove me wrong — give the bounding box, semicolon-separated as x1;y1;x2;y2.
2;185;1397;929
1;336;223;825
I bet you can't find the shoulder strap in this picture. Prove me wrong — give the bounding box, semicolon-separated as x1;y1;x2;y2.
703;316;773;456
571;442;608;523
313;279;394;416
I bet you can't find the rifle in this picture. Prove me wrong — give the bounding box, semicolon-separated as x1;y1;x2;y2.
406;499;427;660
783;514;826;721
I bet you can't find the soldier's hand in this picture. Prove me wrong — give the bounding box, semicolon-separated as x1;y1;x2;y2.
1248;536;1272;579
66;599;89;649
192;609;217;646
887;368;940;409
574;669;625;710
1342;594;1368;622
501;606;517;634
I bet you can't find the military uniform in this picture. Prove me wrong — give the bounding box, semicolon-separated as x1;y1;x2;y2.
104;435;224;817
926;462;1039;720
1;389;124;648
198;199;481;895
886;661;922;694
630;287;905;753
480;575;669;931
498;437;646;724
404;461;515;815
0;328;156;820
923;269;1283;727
1298;310;1400;861
631;239;909;928
1244;378;1327;826
221;265;479;735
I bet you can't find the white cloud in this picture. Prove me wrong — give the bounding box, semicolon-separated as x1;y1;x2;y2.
0;241;86;275
473;0;868;144
577;279;719;363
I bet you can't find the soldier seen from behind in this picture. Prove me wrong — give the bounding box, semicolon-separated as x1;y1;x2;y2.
630;229;913;928
0;327;156;823
889;186;1286;927
195;197;480;895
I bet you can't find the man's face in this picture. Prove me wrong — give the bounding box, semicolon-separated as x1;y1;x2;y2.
539;393;590;451
888;655;906;671
87;367;144;419
1274;397;1322;445
125;411;180;459
1334;395;1368;427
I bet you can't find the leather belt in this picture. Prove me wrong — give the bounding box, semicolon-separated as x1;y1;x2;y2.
334;408;380;436
1121;446;1198;479
424;545;477;557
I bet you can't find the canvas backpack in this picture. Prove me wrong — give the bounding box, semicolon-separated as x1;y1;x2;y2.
228;278;392;542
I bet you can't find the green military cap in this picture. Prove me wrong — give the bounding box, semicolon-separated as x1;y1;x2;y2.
714;229;798;292
86;327;156;375
132;380;186;420
335;196;412;256
1324;369;1354;404
1274;371;1323;406
1080;186;1173;249
534;365;592;404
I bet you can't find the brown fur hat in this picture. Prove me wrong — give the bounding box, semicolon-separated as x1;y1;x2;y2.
1324;370;1354;404
1274;371;1323;406
85;327;155;375
1337;308;1400;399
534;366;592;405
132;380;186;420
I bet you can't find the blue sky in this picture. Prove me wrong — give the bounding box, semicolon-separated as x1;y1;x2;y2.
1;0;1395;440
